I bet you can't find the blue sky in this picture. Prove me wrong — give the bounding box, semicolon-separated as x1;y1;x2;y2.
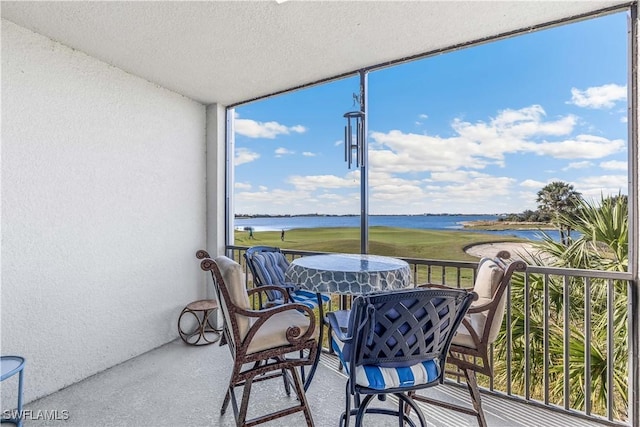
233;11;628;216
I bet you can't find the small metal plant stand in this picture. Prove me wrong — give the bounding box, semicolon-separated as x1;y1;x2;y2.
177;299;221;346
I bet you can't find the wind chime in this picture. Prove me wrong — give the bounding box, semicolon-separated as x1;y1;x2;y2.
343;109;365;169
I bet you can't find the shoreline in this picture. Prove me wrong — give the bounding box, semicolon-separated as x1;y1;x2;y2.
464;241;555;264
461;220;555;231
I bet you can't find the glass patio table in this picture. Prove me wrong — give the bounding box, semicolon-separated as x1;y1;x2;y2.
284;253;411;389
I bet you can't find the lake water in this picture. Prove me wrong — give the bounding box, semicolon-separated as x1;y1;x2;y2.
234;215;562;241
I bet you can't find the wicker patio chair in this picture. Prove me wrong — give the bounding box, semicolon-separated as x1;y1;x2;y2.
199;254;318;427
411;251;527;427
326;287;476;427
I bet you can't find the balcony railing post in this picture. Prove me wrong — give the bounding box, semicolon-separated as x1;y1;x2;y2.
585;276;592;416
608;278;615;421
563;274;570;411
630;279;639;427
544;273;550;406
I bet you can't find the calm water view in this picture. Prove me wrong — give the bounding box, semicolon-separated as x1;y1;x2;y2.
235;215;562;241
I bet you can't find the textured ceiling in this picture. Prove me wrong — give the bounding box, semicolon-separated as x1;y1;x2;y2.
1;1;631;106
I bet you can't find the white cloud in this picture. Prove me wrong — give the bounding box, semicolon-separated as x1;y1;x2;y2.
517;175;629;202
235;188;314;214
621;116;628;123
522;135;624;159
287;172;360;191
479;105;576;137
369;171;425;203
414;172;518;213
366;170;520;214
429;171;475;183
569;83;627;109
563;161;593;171
369;105;620;175
235;117;307;139
453;114;579;152
436;174;515;198
302;152;317;157
520;179;547;189
235;148;260;165
579;174;627;188
575;174;628;199
234;182;252;190
600;160;627;171
368;132;485;174
275;147;294;157
235;186;360;215
236;170;540;215
415;113;429;126
317;193;344;200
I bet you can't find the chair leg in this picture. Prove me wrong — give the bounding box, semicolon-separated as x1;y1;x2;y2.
221;387;231;416
222;363;243;416
237;376;254;426
288;366;315;427
354;394;375;427
281;368;292;396
324;302;344;371
299;349;306;383
342;381;352;427
397;392;426;427
464;368;488;427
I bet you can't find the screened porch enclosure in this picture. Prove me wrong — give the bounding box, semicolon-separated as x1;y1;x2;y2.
1;2;638;427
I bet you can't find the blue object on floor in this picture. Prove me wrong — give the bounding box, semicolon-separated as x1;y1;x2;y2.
1;356;25;427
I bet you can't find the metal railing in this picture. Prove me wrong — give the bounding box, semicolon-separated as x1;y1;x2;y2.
225;245;637;426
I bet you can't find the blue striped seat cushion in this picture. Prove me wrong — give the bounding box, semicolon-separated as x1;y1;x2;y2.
291;289;331;309
331;331;440;390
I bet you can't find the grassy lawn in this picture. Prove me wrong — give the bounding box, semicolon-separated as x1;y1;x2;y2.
235;226;526;262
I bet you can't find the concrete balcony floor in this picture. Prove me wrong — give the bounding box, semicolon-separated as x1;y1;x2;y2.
27;339;610;427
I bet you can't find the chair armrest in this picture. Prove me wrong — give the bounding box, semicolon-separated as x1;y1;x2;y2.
278;282;302;296
235;300;315;319
466;299;496;314
326;311;351;343
247;284;293;302
278;282;299;291
326;309;350;330
235;302;317;345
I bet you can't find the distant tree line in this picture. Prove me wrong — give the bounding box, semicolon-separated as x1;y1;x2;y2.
499;209;551;223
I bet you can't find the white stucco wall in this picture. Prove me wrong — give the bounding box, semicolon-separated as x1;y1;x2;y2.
1;20;208;402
